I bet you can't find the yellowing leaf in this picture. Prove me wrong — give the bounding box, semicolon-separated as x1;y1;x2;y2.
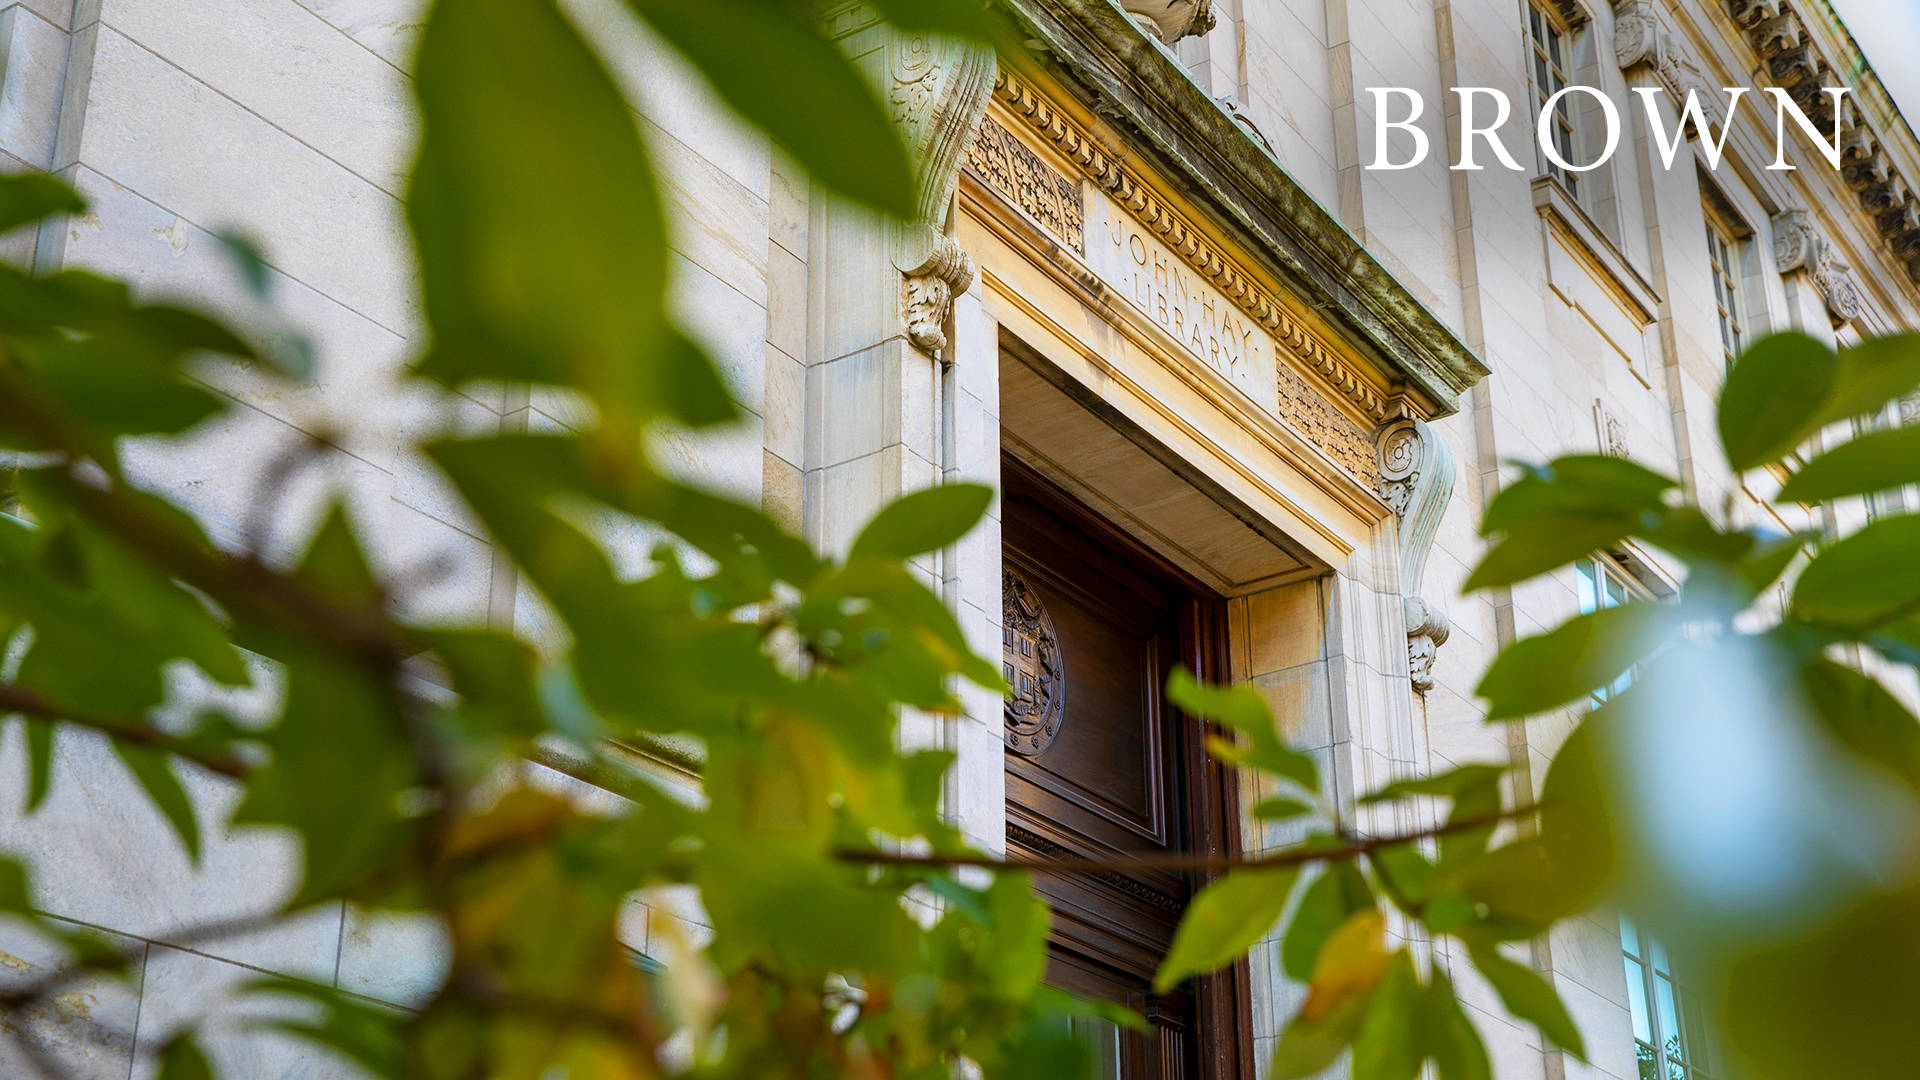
1302;910;1390;1020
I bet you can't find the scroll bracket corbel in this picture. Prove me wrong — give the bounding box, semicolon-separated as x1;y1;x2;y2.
1377;419;1457;694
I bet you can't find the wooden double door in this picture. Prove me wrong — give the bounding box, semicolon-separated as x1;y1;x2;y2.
1000;461;1250;1080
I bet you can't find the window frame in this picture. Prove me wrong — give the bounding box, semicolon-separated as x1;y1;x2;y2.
1527;1;1583;203
1621;915;1726;1080
1701;205;1749;373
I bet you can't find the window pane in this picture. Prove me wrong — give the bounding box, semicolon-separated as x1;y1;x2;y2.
1625;957;1653;1043
1621;914;1641;957
1656;974;1682;1061
1578;560;1599;615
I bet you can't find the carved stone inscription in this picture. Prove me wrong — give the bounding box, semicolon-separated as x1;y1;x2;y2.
964;116;1084;251
1003;568;1066;755
1086;197;1279;412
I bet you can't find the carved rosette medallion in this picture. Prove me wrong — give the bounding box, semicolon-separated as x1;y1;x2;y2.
1002;568;1066;754
1772;209;1863;326
1376;419;1457;694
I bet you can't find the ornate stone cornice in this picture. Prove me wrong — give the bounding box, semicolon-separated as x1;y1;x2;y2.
889;33;995;355
1377;419;1456;693
1721;1;1920;289
989;70;1395;425
1120;0;1215;45
1613;1;1720;134
1773;208;1864;325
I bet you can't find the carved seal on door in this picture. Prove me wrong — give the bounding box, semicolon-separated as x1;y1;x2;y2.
1002;567;1066;754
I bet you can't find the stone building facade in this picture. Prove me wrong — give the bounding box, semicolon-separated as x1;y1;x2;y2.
0;0;1915;1077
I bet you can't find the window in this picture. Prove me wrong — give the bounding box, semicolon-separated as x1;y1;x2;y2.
1577;554;1643;704
1621;916;1727;1080
1528;2;1581;201
1703;210;1747;371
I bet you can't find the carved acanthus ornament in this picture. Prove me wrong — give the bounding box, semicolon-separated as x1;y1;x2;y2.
1003;568;1066;755
1612;1;1720;135
1121;0;1215;45
1377;420;1456;694
1772;208;1863;325
889;33;995;355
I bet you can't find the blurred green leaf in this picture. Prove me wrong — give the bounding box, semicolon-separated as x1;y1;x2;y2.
1791;516;1920;628
21;716;53;814
1361;763;1507;804
156;1033;215;1080
0;172;83;234
1719;881;1920;1080
1464;937;1584;1059
409;0;731;431
114;743;200;863
848;482;993;561
1154;865;1302;992
1168;667;1318;791
1800;657;1920;794
1777;424;1920;503
1466;454;1675;592
1351;951;1422;1080
1283;862;1374;980
244;977;406;1079
1815;333;1920;428
1476;603;1673;720
1251;796;1315;821
623;0;917;218
1718;331;1836;472
1421;970;1492;1080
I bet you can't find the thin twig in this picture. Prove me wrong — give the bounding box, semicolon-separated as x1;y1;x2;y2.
0;683;253;781
836;804;1539;876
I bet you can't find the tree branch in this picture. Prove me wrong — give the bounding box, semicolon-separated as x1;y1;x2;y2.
0;683;253;781
836;804;1538;876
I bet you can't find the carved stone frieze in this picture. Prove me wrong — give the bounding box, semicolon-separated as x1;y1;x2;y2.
1772;208;1863;325
962;116;1085;250
1278;365;1381;487
990;71;1396;426
1377;419;1456;694
890;33;995;354
1720;1;1920;287
1003;568;1066;755
1120;0;1215;45
1612;1;1720;134
1902;393;1920;426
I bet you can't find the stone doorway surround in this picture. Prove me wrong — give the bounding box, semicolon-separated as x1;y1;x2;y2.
805;9;1483;1060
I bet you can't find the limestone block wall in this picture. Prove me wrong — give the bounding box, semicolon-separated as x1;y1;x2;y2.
0;0;768;1074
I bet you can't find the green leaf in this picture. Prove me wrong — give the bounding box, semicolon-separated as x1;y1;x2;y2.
0;854;30;911
1475;603;1673;720
1800;657;1920;793
1421;970;1493;1080
156;1033;216;1080
1464;514;1639;593
1816;333;1920;427
1778;424;1920;503
409;0;730;430
113;743;200;863
242;977;405;1079
1718;881;1920;1080
1479;456;1676;537
1274;913;1393;1079
1718;331;1837;472
623;0;917;217
1168;668;1318;792
1154;865;1302;992
1283;862;1374;980
1251;796;1316;821
1791;516;1920;628
1360;763;1507;804
1464;938;1585;1059
1351;951;1423;1080
848;483;993;561
22;716;54;813
0;172;84;234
